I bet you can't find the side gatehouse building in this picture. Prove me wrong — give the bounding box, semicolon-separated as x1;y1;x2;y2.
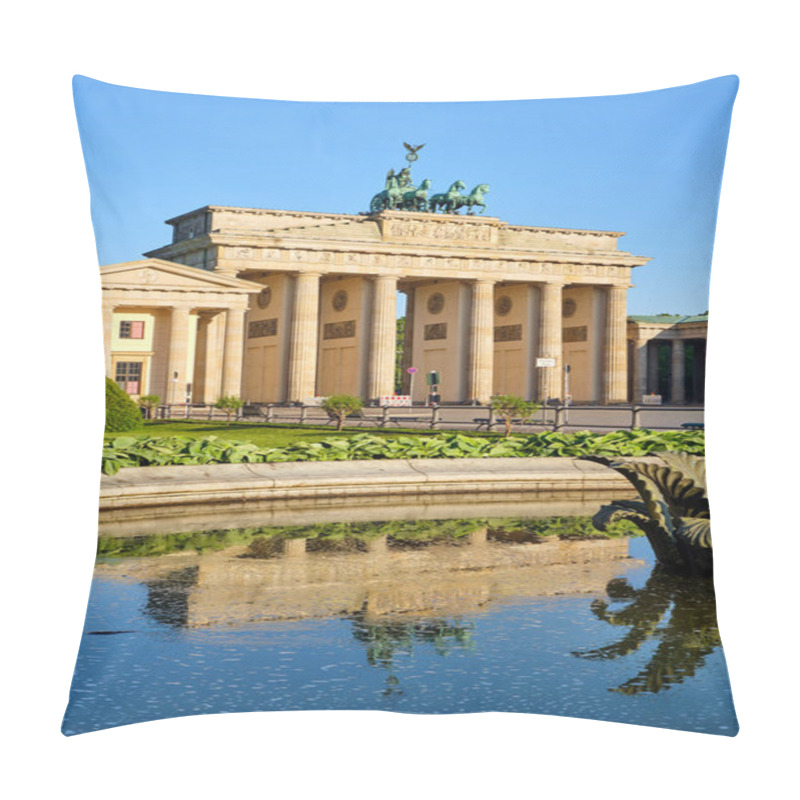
101;204;706;406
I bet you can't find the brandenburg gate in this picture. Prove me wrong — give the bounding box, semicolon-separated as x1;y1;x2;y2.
143;204;650;405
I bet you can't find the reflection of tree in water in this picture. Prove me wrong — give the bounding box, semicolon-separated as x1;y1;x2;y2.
142;566;198;628
573;569;722;695
350;612;475;696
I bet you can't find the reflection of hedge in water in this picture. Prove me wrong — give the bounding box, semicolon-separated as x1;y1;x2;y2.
97;516;639;559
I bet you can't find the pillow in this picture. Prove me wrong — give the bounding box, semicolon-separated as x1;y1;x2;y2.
63;75;738;736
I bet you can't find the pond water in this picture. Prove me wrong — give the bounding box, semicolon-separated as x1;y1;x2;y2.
63;516;738;736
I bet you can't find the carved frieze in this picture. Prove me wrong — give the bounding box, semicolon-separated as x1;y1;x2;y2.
383;218;495;245
424;323;447;341
494;324;522;342
248;318;278;338
323;320;356;340
563;325;588;343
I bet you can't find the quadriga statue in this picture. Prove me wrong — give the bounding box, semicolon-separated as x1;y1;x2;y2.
581;452;712;576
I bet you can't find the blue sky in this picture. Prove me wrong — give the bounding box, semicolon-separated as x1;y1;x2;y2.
73;75;737;316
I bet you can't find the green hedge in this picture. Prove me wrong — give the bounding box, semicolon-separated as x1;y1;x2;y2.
101;428;704;474
104;378;143;433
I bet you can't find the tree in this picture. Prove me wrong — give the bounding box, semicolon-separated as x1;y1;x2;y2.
138;394;160;419
214;395;244;425
105;378;144;433
321;394;363;431
394;316;406;394
490;394;540;437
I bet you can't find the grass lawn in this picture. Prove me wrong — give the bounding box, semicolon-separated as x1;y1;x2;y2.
118;420;501;449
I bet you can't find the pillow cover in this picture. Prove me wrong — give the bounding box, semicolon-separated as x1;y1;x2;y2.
63;75;738;736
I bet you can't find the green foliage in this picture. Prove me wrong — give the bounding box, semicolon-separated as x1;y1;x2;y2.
214;395;244;425
395;316;406;394
101;427;704;475
490;394;541;436
104;378;143;433
138;394;160;420
321;394;364;430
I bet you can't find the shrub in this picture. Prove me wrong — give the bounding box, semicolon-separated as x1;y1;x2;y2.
214;395;244;425
138;394;160;419
321;394;364;431
104;378;144;433
490;394;541;437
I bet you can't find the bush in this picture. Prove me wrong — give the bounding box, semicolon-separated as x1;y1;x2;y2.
321;394;364;431
490;394;541;437
214;395;244;425
105;378;144;433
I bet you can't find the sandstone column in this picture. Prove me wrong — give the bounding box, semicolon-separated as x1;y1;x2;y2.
537;281;563;402
368;275;398;400
399;287;415;395
200;312;225;404
604;285;629;404
467;280;495;404
287;272;321;401
647;341;660;396
633;336;649;402
102;302;115;377
166;305;192;404
221;307;247;398
671;339;685;404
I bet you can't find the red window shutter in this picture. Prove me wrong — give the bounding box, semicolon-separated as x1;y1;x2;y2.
130;321;145;339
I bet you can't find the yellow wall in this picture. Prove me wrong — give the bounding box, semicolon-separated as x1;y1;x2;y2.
317;276;370;397
243;274;291;402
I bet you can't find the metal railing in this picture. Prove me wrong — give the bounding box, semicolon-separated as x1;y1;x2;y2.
149;402;703;433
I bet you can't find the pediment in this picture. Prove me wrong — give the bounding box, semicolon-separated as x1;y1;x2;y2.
100;259;261;292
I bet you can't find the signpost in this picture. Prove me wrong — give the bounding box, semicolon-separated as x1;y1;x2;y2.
426;370;441;406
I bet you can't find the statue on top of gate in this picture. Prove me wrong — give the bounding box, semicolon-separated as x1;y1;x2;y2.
367;143;489;215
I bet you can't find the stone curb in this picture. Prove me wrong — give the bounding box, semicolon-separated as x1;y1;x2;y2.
99;457;632;512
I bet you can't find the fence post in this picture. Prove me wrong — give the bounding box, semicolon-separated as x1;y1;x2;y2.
488;406;496;430
430;405;440;430
631;404;641;430
554;404;564;431
381;405;389;428
266;404;274;422
300;404;307;425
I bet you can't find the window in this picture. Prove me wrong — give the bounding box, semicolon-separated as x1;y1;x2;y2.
115;361;143;395
119;320;145;339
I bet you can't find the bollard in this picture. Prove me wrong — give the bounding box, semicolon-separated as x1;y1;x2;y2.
381;406;390;428
488;407;496;430
299;404;307;425
631;404;641;430
266;404;274;423
430;405;440;429
554;405;564;431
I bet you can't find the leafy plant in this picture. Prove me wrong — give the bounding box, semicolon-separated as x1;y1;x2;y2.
214;395;244;425
101;428;704;475
104;378;143;433
490;394;541;437
321;394;363;431
138;394;160;419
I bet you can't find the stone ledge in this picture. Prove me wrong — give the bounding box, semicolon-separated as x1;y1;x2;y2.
99;457;632;513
